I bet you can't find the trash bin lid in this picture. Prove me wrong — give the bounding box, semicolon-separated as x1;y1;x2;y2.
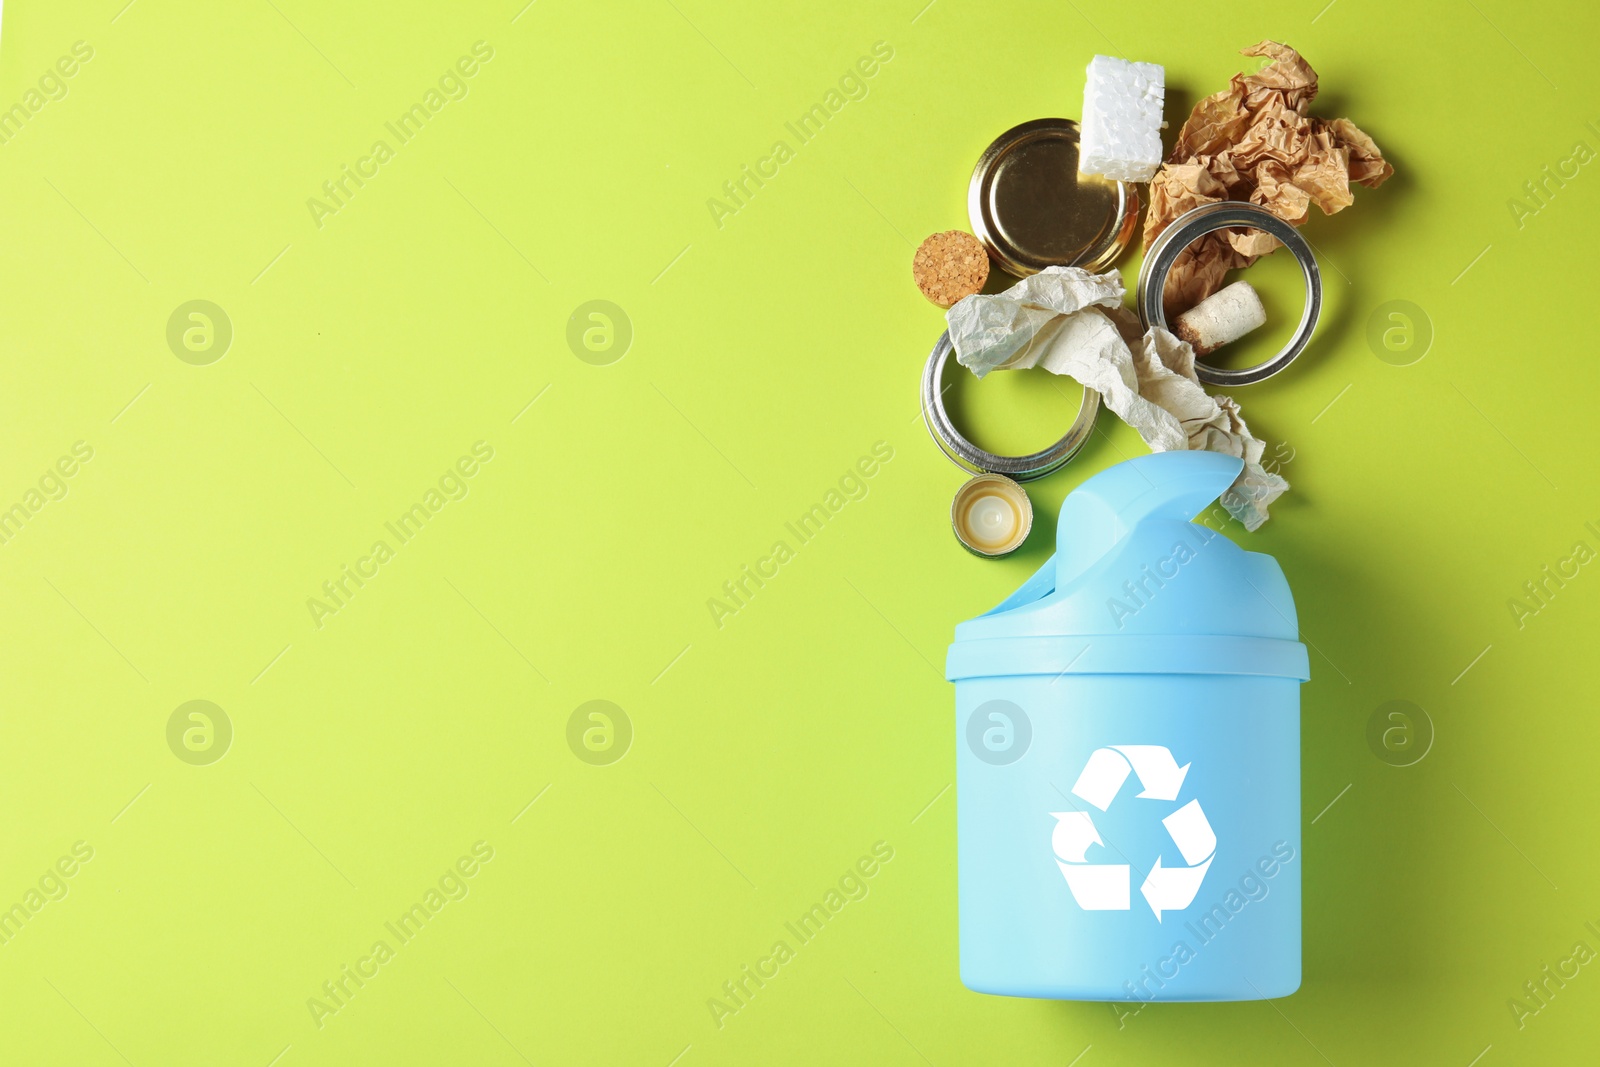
946;451;1310;681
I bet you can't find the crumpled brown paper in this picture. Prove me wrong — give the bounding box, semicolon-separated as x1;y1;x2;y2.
947;266;1288;529
1145;41;1394;318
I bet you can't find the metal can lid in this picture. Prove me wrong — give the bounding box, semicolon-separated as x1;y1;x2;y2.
968;118;1138;277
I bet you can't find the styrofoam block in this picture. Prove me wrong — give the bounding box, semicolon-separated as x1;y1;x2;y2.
1079;55;1165;183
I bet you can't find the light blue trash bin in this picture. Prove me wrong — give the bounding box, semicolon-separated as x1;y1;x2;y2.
946;451;1310;1001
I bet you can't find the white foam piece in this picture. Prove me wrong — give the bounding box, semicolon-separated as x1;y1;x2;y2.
1078;55;1165;184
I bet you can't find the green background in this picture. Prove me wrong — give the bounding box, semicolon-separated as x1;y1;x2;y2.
0;0;1595;1063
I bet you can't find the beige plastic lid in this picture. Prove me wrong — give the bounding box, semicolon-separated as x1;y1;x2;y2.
968;118;1138;277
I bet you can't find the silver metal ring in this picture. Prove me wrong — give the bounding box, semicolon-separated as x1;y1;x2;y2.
920;330;1099;481
1137;201;1322;387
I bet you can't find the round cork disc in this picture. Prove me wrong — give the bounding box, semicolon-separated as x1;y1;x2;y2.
912;230;990;308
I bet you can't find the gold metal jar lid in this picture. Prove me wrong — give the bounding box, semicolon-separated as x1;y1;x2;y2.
968;118;1138;277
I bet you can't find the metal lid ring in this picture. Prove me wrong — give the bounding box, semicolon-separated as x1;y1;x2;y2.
1137;201;1323;388
920;330;1099;482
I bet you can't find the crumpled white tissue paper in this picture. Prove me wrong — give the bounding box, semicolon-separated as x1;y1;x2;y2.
945;265;1287;530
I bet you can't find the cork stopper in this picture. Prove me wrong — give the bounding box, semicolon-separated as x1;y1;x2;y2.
913;230;990;308
1171;280;1267;358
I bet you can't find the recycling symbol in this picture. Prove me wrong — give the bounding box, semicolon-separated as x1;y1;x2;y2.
1050;745;1215;922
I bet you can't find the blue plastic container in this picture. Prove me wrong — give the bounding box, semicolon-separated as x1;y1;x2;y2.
946;451;1309;1002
